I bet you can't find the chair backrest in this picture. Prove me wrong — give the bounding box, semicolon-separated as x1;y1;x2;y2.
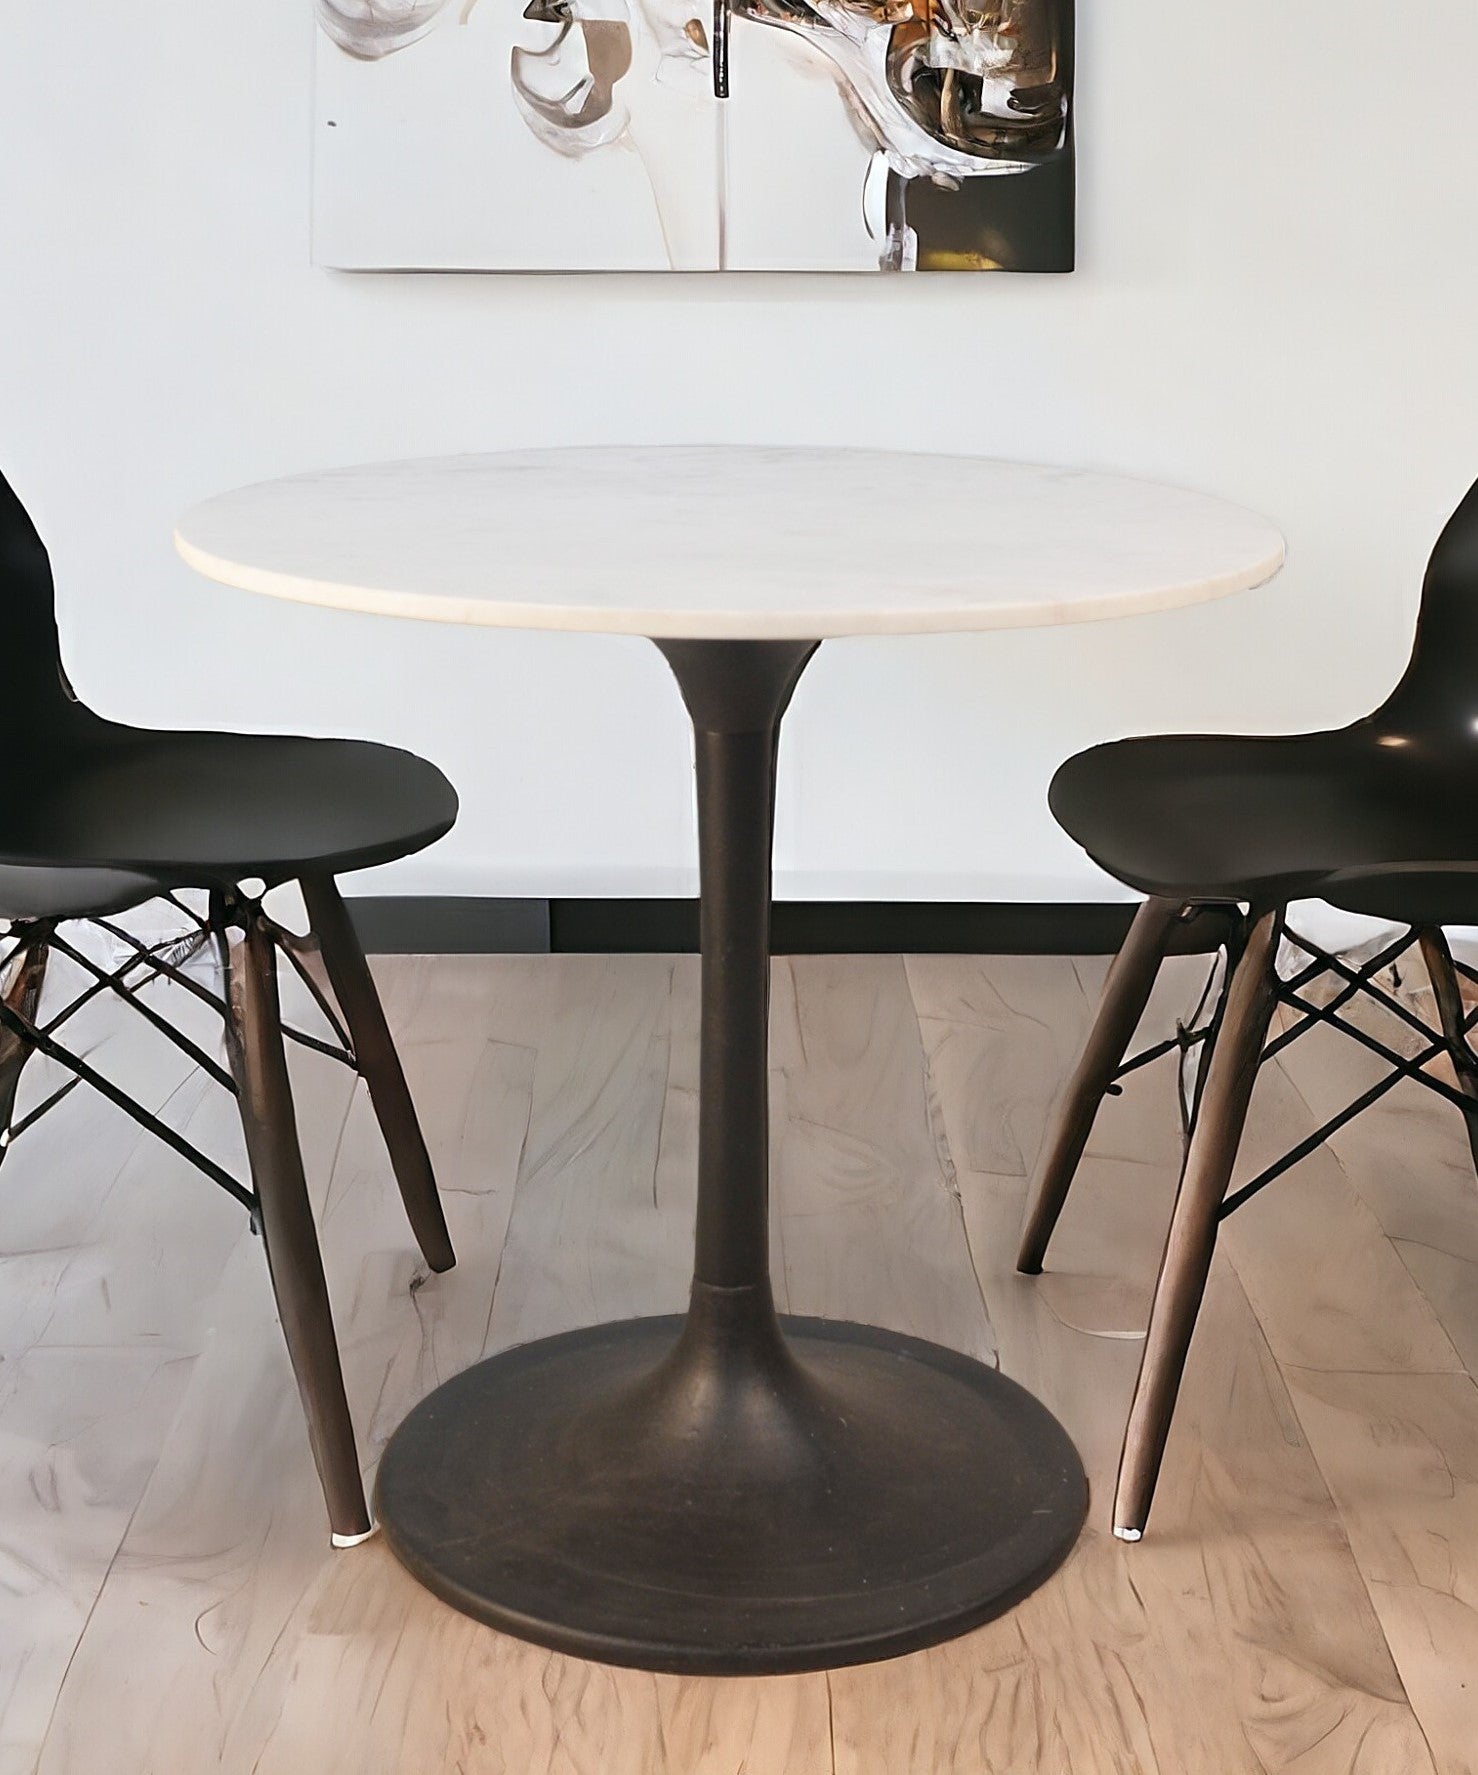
1;468;99;744
1379;475;1478;735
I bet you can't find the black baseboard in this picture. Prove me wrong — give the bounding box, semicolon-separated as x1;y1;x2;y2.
346;896;1232;958
347;896;551;955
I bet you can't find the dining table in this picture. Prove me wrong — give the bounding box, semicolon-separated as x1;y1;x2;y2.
175;445;1285;1675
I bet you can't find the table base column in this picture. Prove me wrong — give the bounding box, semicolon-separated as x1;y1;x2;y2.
375;637;1086;1673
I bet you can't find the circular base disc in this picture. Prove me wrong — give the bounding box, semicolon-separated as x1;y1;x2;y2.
375;1314;1087;1675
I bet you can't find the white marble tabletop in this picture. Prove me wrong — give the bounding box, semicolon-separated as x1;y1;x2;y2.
175;447;1285;641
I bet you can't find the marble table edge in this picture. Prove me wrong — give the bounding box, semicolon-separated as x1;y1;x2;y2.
174;528;1288;642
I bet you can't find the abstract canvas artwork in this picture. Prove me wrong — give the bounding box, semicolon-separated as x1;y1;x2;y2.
312;0;1072;272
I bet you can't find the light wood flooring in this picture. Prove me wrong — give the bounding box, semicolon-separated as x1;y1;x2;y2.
2;943;1477;1774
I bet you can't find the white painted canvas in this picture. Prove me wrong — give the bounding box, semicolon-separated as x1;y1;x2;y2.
312;0;1073;273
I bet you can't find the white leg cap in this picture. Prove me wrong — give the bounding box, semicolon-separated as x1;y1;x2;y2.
331;1524;379;1550
1113;1525;1143;1543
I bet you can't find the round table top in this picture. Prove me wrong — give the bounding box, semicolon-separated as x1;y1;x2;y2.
175;447;1285;641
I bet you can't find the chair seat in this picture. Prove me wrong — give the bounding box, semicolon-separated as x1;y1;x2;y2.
1050;725;1478;919
0;726;458;886
0;863;160;921
1321;864;1478;927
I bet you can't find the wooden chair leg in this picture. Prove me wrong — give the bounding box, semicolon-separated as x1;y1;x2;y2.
1417;927;1478;1181
1179;915;1248;1143
1113;905;1283;1541
1017;896;1188;1274
0;934;48;1144
300;874;455;1274
226;903;372;1546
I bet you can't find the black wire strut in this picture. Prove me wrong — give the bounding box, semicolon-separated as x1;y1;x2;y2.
0;896;360;1215
1109;916;1478;1225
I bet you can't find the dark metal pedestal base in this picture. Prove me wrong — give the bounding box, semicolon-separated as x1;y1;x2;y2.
375;1308;1087;1675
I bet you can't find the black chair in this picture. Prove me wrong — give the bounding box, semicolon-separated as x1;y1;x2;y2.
0;467;459;1544
1017;474;1478;1541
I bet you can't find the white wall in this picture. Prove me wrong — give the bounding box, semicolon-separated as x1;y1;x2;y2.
4;2;1478;903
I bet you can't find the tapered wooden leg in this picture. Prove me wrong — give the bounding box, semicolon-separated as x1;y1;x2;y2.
1418;928;1478;1180
1017;897;1187;1274
226;904;372;1545
300;875;454;1274
0;933;48;1145
1180;914;1249;1142
1114;905;1283;1541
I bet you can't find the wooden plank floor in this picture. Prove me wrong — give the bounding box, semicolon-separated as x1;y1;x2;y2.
3;947;1477;1772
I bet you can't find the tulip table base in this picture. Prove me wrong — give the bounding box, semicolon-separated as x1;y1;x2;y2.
373;638;1088;1674
374;1310;1087;1675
